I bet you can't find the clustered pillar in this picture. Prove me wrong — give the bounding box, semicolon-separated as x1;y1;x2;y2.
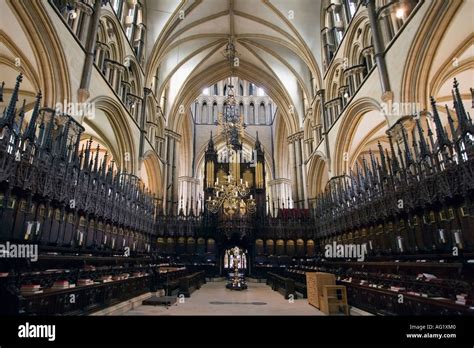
288;131;307;209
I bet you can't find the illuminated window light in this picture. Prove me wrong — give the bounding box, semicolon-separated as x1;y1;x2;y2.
257;88;265;96
202;88;210;95
396;8;405;19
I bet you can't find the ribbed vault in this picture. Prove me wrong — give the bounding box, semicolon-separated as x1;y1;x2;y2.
145;0;323;134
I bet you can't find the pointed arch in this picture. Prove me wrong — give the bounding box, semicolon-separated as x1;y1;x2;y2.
90;96;137;173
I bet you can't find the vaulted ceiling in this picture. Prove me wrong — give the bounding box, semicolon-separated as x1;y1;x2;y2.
144;0;322;133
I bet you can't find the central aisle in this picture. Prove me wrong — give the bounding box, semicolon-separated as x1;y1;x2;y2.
125;281;324;316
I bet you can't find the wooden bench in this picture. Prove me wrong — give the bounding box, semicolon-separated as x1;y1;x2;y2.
266;272;295;299
285;270;307;298
156;269;187;296
178;271;206;297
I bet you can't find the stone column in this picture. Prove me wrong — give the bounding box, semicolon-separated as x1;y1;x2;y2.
299;136;308;208
218;81;224;95
290;132;305;209
94;42;103;66
136;23;146;62
103;60;112;82
266;102;271;124
288;138;297;206
164;130;181;215
78;0;103;102
362;48;372;70
139;88;151;159
130;2;140;43
108;63;117;89
115;65;125;93
172;139;179;215
363;0;392;96
76;2;93;45
243;101;249;124
71;4;82;35
178;176;199;215
268;179;292;215
194;101;200;123
317;89;331;170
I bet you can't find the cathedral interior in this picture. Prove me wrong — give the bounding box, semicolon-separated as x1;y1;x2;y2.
0;0;473;344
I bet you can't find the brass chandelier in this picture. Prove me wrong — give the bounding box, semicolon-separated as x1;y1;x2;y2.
207;174;256;215
206;37;255;216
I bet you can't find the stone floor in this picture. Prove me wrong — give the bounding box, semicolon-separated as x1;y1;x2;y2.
124;281;370;316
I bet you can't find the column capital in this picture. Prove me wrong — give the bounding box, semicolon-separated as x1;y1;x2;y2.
268;178;292;186
165;129;181;141
288;131;304;143
178;176;200;184
381;90;394;103
76;1;94;15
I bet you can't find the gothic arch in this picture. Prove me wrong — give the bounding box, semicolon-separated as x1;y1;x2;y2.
274;114;290;179
124;56;143;95
167;60;298;135
429;35;474;102
142;150;163;198
325;58;345;100
401;0;462;108
342;12;371;66
306;153;329;199
178;114;193;178
99;12;125;63
7;0;71;105
90;96;136;173
333;97;383;175
0;30;41;103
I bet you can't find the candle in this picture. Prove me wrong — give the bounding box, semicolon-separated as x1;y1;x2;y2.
240;179;243;184
216;178;219;185
245;181;248;188
250;195;253;199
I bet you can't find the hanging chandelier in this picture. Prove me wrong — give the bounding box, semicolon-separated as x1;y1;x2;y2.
207;174;256;215
217;83;245;151
207;37;254;216
222;36;239;66
218;37;245;151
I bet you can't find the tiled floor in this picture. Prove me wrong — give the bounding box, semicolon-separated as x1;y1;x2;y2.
124;281;369;316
